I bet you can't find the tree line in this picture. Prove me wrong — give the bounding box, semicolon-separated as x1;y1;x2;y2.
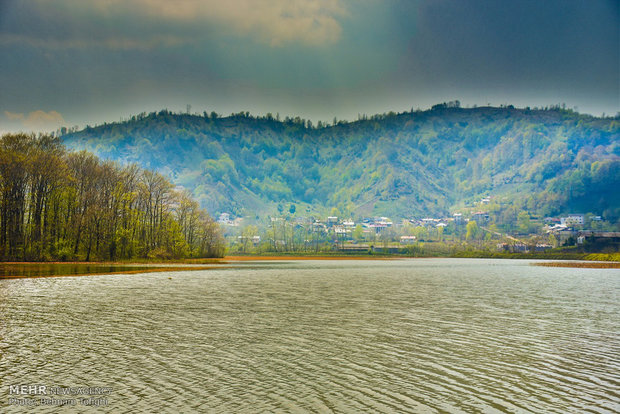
0;133;225;261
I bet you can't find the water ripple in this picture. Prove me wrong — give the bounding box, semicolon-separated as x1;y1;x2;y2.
0;259;618;413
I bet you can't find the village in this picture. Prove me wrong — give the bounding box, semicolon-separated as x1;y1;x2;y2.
216;195;619;255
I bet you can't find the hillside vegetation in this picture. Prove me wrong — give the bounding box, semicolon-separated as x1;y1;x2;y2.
62;104;620;223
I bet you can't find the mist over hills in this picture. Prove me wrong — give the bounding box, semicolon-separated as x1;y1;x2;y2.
61;104;620;223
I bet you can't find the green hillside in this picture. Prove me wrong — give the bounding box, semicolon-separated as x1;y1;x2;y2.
62;104;620;222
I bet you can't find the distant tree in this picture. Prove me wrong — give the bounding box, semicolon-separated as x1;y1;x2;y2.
410;226;428;241
549;233;558;248
517;212;531;234
466;220;481;241
241;225;258;253
436;225;444;241
353;224;364;241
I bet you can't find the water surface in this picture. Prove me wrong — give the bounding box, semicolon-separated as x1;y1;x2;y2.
0;263;160;278
0;259;618;412
0;263;217;278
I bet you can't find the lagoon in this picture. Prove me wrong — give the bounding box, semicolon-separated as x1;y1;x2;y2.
0;259;618;413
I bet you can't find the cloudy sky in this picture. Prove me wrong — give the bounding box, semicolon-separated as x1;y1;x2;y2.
1;0;618;132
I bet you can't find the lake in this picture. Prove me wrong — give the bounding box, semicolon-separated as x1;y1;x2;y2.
0;263;216;278
0;259;618;413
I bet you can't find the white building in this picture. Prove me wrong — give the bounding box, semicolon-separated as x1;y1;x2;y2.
561;214;584;226
217;213;231;225
400;235;417;244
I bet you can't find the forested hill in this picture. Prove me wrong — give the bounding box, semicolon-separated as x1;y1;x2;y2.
62;105;620;221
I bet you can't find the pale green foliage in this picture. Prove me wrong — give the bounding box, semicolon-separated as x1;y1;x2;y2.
466;221;481;241
0;133;225;260
517;212;531;234
353;224;364;241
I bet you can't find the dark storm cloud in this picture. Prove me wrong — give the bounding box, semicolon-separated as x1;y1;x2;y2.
0;0;618;132
395;1;618;94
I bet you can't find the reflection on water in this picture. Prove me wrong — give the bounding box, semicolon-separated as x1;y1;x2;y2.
0;263;161;278
0;259;618;413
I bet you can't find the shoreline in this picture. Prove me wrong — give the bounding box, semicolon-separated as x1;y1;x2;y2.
0;265;219;280
1;250;618;265
0;255;397;265
1;255;618;279
223;255;398;261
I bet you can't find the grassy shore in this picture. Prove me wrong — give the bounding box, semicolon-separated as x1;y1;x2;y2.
223;255;396;261
224;251;620;262
2;250;619;264
453;251;620;262
1;251;618;278
533;262;620;269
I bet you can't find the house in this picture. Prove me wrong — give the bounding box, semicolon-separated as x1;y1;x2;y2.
237;236;260;246
512;243;529;253
561;214;584;226
578;231;620;248
422;218;437;227
342;219;355;227
368;223;388;233
544;217;561;224
556;228;577;244
327;216;338;224
217;213;232;225
312;222;327;233
472;211;490;223
400;235;417;244
545;224;567;233
496;242;529;253
535;243;553;251
453;213;463;225
238;235;261;245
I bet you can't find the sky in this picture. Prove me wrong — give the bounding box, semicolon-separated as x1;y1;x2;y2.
1;0;618;133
